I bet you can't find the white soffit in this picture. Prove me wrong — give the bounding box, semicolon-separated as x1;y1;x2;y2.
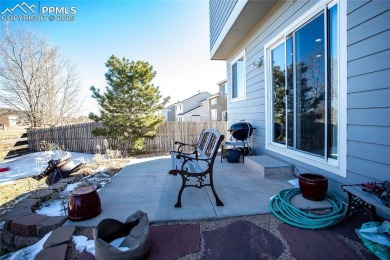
211;0;279;60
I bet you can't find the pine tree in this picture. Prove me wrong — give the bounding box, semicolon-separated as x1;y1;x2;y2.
89;55;170;153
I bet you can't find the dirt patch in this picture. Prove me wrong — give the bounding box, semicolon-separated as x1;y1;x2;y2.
0;178;46;214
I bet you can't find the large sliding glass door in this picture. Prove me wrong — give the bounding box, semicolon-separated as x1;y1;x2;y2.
269;4;338;162
295;13;325;156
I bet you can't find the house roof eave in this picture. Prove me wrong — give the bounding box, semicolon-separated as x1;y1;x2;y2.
210;0;279;60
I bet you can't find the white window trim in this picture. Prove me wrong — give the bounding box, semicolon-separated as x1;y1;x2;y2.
264;0;347;177
230;49;246;102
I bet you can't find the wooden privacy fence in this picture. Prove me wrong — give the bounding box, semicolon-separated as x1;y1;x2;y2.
0;130;29;160
27;121;228;154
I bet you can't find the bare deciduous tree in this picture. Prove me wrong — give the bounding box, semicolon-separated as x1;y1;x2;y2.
0;25;82;127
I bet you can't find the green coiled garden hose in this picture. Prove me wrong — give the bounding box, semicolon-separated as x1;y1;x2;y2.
269;188;348;229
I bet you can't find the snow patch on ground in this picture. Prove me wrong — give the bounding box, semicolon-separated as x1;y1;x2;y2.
73;236;95;255
0;152;95;185
35;200;67;216
72;235;130;256
0;232;51;260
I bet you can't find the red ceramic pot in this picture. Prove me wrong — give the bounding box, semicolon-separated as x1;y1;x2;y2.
68;186;101;221
299;173;328;201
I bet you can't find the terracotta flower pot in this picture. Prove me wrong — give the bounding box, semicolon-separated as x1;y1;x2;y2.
299;173;328;201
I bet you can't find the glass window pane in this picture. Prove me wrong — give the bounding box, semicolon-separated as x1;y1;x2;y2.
286;36;294;147
232;57;245;99
237;58;245;97
328;5;338;160
271;42;286;144
295;13;325;156
232;63;238;98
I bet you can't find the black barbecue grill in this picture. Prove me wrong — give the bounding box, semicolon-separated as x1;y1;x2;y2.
222;122;255;163
228;122;254;141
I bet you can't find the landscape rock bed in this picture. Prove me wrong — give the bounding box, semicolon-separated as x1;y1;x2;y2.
0;175;83;252
0;159;125;258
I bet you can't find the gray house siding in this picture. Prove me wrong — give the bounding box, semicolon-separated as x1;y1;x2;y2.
346;1;390;183
226;0;318;155
209;0;238;51
220;0;390;184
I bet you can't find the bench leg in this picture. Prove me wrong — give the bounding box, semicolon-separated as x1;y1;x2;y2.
175;173;186;208
340;191;353;224
209;173;224;206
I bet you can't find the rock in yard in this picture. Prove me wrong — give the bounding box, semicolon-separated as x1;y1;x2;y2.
35;244;68;260
11;213;49;236
14;234;41;249
36;216;68;237
43;226;76;249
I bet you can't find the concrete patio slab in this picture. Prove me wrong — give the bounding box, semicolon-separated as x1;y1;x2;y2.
208;186;271;217
245;155;293;178
145;189;217;222
65;155;296;227
102;175;156;193
151;175;182;192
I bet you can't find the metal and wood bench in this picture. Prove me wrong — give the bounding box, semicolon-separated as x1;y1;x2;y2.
341;184;390;222
169;128;224;208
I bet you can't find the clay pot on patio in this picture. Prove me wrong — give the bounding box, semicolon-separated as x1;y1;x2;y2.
298;173;328;201
68;186;101;221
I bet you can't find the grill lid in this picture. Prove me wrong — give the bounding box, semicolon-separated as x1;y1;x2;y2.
228;122;254;141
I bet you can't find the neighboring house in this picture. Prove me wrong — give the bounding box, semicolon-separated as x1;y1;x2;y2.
0;115;18;129
208;79;228;121
210;0;389;186
177;99;210;122
163;104;177;122
162;92;213;122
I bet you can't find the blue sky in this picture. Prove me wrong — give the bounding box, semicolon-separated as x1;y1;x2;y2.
0;0;226;116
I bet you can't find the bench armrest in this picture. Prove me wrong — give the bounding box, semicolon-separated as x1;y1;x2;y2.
174;141;196;146
174;141;196;154
175;153;209;161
